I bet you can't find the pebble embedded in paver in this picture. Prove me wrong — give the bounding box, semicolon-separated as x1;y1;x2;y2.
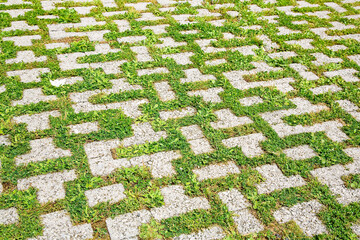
1;0;360;238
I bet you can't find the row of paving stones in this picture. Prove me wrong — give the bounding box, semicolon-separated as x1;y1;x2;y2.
2;0;360;238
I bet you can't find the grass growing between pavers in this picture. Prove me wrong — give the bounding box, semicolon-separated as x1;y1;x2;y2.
1;0;360;239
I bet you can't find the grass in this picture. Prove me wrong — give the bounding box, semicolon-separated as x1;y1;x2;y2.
1;0;360;239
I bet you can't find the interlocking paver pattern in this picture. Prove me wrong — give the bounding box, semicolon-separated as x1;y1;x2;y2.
1;0;360;239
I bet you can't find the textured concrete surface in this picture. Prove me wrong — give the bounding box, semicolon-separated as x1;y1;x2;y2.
1;0;360;239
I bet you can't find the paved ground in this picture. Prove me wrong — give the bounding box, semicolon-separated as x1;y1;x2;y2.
1;0;360;239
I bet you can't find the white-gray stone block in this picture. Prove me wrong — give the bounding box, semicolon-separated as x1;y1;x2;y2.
312;53;343;66
150;185;210;220
210;109;253;129
103;11;127;17
125;2;150;11
222;133;267;158
118;35;146;44
154;81;176;101
18;170;77;203
311;148;360;205
325;2;347;13
310;85;342;95
15;138;71;165
6;51;47;64
174;226;226;240
3;35;41;46
0;208;19;225
261;98;349;142
0;135;11;146
268;51;297;59
180;68;216;83
29;210;93;240
351;224;360;238
327;45;347;51
0;9;31;17
154;37;187;48
307;11;331;19
162;52;194;65
69;122;99;134
3;21;38;31
193;161;240;181
180;125;213;155
283;145;317;160
7;68;50;83
13;110;60;132
106;209;151;240
224;62;294;93
130;46;153;62
50;76;84;87
130;151;181;178
256;164;306;194
159;107;196;120
289;63;319;81
121;122;167;147
324;69;359;82
84;139;129;176
12;88;57;106
218;189;263;235
48;18;108;41
336;100;360;121
285;39;314;49
277;27;301;35
85;183;126;207
188;87;224;103
142;24;169;34
239;96;263;106
137;67;169;76
273;200;327;237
